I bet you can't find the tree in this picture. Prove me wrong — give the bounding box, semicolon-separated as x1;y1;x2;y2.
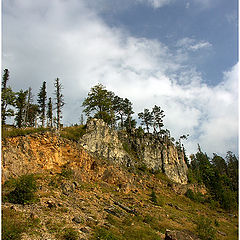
47;97;53;128
138;108;153;133
226;151;238;192
82;84;114;125
1;69;15;124
26;104;39;127
123;98;134;132
152;105;165;134
54;78;64;130
37;81;47;127
15;90;28;128
24;87;34;126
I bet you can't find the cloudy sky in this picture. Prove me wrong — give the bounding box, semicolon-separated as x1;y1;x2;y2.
2;0;238;156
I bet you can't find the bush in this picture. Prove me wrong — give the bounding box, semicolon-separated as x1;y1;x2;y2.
6;174;38;205
196;216;216;240
185;189;205;203
60;165;74;179
150;190;164;206
62;227;79;240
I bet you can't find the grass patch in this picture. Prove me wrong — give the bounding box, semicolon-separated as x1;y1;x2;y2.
196;216;216;240
91;227;121;240
2;208;40;240
2;127;51;138
62;227;79;240
60;125;86;141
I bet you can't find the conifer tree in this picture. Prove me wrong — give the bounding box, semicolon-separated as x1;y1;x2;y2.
15;90;28;128
82;84;114;125
1;69;15;125
24;87;34;126
138;108;153;133
152;105;165;134
37;81;47;127
47;97;53;128
54;78;64;129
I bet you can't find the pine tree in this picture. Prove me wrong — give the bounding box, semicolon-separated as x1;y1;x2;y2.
1;69;15;125
54;78;64;130
138;108;153;133
152;105;165;135
24;87;34;126
37;81;47;127
123;98;134;132
47;97;53;128
15;90;28;128
26;104;39;127
82;84;114;125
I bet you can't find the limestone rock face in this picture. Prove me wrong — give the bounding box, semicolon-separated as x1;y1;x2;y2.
79;119;188;184
79;119;131;166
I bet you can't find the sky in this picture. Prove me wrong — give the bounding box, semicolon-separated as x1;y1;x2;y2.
2;0;239;157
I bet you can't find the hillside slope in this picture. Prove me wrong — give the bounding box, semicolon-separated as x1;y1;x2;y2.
1;121;238;240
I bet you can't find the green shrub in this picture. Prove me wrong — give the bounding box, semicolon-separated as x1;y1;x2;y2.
196;216;216;240
6;174;38;205
60;165;74;179
185;189;205;203
62;228;79;240
150;190;158;204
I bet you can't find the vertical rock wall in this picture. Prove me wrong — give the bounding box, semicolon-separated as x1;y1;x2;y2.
79;119;188;184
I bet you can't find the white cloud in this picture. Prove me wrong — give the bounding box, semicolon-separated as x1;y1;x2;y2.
177;37;212;51
2;0;238;156
141;0;174;8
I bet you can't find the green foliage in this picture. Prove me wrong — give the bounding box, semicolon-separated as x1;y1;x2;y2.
185;189;205;203
196;216;216;240
82;84;115;125
60;165;74;179
37;81;47;126
62;228;79;240
150;190;164;206
6;174;38;205
189;149;238;211
15;89;28;128
1;69;16;125
54;78;65;129
60;125;86;141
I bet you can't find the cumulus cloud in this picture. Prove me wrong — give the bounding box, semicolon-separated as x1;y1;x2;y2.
2;0;238;156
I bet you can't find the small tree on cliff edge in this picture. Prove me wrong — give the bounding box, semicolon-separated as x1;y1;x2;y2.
1;69;16;125
37;81;47;127
54;78;64;130
82;84;114;125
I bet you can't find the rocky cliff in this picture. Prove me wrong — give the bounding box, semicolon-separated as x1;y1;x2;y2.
2;119;188;184
79;119;188;184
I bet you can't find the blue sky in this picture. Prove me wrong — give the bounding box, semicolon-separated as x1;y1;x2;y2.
2;0;238;156
97;0;238;85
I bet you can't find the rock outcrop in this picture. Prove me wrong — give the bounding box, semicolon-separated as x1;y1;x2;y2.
79;119;188;184
2;119;188;184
